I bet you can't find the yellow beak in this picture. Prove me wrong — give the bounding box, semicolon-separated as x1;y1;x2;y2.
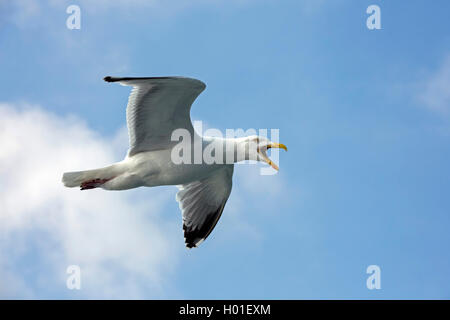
269;143;288;152
265;143;288;171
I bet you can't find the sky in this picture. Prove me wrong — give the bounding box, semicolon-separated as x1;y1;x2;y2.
0;0;449;299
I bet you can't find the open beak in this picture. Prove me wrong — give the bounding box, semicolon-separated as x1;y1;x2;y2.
260;143;288;171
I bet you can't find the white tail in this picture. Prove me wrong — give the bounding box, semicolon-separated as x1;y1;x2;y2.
62;163;127;190
62;168;102;187
62;163;122;187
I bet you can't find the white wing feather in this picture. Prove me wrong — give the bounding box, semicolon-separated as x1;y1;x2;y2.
176;165;234;248
104;76;205;156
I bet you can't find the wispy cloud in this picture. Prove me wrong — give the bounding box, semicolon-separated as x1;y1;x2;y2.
0;102;290;298
418;54;450;116
0;103;179;298
1;0;255;28
2;0;329;26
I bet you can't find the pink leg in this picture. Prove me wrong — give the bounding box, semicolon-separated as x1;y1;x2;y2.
80;178;112;190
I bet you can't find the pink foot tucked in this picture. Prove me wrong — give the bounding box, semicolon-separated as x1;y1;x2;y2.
80;178;112;190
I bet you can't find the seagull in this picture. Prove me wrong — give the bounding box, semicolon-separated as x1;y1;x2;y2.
62;76;287;248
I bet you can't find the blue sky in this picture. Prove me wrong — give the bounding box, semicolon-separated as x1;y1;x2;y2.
0;0;449;299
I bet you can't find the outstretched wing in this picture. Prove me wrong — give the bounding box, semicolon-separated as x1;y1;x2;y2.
176;165;234;248
104;76;206;156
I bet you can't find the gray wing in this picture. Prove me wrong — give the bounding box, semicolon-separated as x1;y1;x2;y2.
176;165;234;248
104;76;206;156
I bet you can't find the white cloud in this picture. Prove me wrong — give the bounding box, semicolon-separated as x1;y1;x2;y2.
0;103;179;298
0;102;290;298
418;54;450;116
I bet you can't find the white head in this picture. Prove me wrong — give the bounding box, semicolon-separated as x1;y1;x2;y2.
236;135;287;170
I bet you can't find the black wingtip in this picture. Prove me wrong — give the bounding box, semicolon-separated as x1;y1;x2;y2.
103;76;115;82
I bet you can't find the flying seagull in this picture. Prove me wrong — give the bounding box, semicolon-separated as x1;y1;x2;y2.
62;76;287;248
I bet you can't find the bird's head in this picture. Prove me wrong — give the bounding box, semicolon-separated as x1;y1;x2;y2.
239;135;287;171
